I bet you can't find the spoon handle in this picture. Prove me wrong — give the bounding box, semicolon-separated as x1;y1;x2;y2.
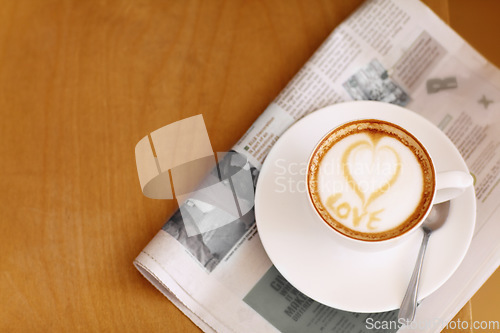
398;229;431;324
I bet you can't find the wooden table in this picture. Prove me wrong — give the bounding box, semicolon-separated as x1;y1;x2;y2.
1;0;498;331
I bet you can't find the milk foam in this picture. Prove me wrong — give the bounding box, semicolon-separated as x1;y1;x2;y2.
316;131;425;234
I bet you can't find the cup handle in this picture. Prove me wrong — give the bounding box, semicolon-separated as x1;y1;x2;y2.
434;171;473;204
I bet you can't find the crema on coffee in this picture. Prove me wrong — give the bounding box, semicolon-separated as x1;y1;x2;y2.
307;120;435;241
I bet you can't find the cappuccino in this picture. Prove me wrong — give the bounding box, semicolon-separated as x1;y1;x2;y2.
307;120;435;241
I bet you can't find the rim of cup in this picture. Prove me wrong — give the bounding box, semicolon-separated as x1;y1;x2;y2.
305;118;437;246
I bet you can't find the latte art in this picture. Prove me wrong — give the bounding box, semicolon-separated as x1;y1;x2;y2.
308;120;435;241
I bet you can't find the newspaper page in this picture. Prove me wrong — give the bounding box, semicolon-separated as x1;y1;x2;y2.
134;0;500;332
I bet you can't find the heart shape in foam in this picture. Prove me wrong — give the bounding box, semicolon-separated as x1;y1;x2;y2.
341;135;401;207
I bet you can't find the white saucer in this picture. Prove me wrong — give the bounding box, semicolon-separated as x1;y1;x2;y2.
255;101;476;313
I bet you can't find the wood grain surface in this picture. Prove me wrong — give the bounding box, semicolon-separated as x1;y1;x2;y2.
0;0;498;332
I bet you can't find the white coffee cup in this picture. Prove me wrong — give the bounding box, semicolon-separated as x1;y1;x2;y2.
306;118;473;250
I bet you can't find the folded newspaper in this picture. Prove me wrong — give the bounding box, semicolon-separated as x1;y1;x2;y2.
134;0;500;332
